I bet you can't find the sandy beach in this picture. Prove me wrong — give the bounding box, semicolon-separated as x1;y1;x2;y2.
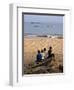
24;37;63;66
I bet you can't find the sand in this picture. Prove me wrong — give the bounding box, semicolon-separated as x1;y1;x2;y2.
24;37;63;65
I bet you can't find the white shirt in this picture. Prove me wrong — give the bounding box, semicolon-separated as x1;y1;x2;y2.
44;51;48;59
41;52;45;60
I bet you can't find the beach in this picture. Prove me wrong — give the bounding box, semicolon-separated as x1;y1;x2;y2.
24;37;63;66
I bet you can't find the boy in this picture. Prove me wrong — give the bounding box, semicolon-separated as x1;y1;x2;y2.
36;50;42;62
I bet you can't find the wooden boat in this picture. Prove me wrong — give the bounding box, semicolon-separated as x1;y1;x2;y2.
24;57;55;74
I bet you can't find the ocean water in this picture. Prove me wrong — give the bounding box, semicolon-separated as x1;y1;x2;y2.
24;22;63;36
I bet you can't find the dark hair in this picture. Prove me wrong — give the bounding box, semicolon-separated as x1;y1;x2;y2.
44;48;46;51
38;50;40;53
41;49;43;53
49;46;52;49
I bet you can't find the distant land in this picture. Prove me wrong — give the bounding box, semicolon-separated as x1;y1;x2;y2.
24;33;63;39
24;33;63;36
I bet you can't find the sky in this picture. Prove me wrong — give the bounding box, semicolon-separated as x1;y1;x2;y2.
24;14;64;35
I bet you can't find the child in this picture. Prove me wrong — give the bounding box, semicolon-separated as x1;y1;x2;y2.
36;50;42;62
47;46;55;58
44;48;48;59
41;49;45;60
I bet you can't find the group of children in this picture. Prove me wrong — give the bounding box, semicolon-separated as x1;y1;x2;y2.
36;46;55;63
